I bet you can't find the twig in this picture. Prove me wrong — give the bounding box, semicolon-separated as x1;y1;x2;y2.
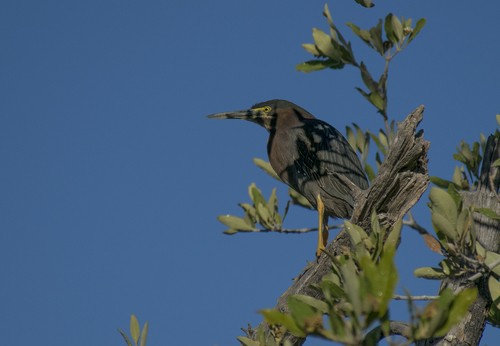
393;295;438;301
403;211;430;235
247;227;316;234
467;257;500;283
365;321;411;341
251;224;343;234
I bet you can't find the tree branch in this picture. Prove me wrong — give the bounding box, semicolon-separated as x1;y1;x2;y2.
365;321;411;342
249;105;430;345
393;295;438;301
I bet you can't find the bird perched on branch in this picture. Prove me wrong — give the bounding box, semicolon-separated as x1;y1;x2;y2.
208;99;369;257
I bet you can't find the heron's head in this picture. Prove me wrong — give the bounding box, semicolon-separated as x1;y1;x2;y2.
207;99;315;131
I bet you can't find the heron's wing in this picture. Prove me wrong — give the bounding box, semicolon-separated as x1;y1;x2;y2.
319;121;368;189
294;120;368;217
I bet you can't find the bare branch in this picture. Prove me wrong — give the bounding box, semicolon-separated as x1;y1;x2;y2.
365;321;411;342
403;211;430;235
393;295;438;301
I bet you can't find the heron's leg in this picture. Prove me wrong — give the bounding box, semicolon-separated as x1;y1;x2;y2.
316;194;329;258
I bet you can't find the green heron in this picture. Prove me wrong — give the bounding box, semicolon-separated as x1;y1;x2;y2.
208;99;369;257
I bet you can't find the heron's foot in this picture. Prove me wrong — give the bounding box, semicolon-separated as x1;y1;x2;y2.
316;194;329;258
316;229;329;258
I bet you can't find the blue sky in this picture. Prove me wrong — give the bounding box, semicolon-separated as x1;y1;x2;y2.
1;1;499;345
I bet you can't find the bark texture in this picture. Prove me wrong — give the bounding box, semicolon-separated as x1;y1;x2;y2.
248;105;430;345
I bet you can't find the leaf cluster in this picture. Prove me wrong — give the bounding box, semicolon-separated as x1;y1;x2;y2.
240;216;477;345
218;183;283;235
247;217;399;345
414;185;500;326
346;122;396;182
408;288;477;340
432;116;500;191
297;4;425;123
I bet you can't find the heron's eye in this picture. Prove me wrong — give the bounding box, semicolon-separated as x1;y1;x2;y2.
253;106;272;115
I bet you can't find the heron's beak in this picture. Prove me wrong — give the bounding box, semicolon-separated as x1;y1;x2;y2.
207;109;255;120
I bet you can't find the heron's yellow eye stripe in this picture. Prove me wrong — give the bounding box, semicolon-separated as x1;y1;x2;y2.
253;106;272;114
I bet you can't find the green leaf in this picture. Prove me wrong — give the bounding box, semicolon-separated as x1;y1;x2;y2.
260;309;305;337
414;267;447;280
289;188;313;209
369;20;384;55
364;163;376;182
408;18;426;43
496;114;500;126
452;166;469;190
288;295;322;331
340;256;362;316
391;15;403;43
456;208;472;242
322;4;335;28
369;92;385;111
240;203;257;226
488;277;500;327
359;62;378;93
302;43;321;56
384;14;396;44
355;87;371;106
362;246;398;317
431;213;457;240
344;221;369;248
237;336;261;346
249;183;267;206
320;277;345;301
434;287;478;336
346;22;372;47
253;158;280;181
346;126;356;150
429;187;458;227
223;228;238;235
475;207;500;220
312;28;337;59
292;294;329;313
140;322;149;346
267;188;278;215
484;249;500;276
354;131;367;156
489;276;500;303
354;0;374;8
217;215;255;231
476;241;487;258
296;59;343;72
256;204;273;228
430;176;455;189
130;315;140;346
368;131;388;155
370;210;381;235
384;219;402;252
492;158;500;167
119;329;133;346
378;130;388;149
